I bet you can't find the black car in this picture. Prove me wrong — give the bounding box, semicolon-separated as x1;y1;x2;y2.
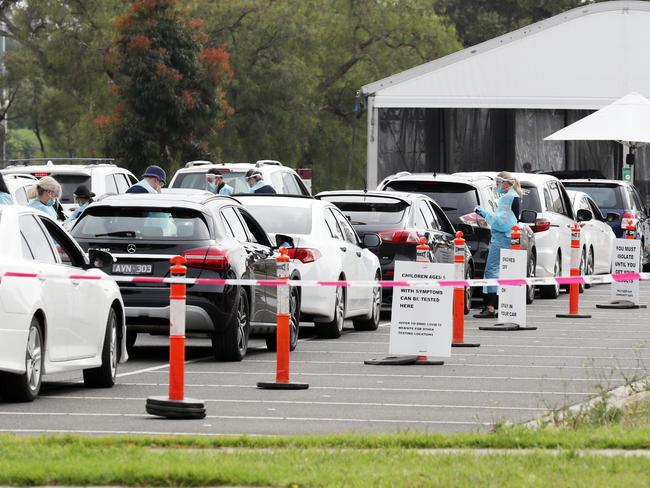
316;190;474;313
71;190;300;361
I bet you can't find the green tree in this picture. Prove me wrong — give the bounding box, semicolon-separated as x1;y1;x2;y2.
99;0;233;175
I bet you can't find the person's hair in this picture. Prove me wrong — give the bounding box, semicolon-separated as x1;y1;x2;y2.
27;176;62;200
207;169;222;177
0;173;8;194
497;171;522;197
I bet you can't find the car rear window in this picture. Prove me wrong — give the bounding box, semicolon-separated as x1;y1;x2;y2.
172;171;251;194
33;174;91;204
321;196;408;225
520;185;542;212
561;183;624;208
245;205;312;234
384;181;477;224
71;207;210;240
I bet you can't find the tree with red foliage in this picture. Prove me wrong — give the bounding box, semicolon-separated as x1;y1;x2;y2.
99;0;233;175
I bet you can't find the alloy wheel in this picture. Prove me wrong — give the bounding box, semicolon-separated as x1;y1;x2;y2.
26;323;42;393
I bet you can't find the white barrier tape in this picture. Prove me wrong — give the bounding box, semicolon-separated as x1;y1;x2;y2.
1;271;648;289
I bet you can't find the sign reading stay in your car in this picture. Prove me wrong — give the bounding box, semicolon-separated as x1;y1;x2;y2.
389;261;453;357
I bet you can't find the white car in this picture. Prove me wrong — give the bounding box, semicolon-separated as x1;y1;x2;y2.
568;190;616;277
1;159;137;215
0;205;127;402
5;174;37;205
237;195;382;337
169;160;311;196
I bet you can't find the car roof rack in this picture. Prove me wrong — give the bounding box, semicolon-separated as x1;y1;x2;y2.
255;160;282;167
6;157;115;167
184;160;214;168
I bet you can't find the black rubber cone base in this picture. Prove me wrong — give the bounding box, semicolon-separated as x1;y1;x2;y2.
478;323;537;331
257;381;309;390
146;396;206;419
596;300;647;309
451;342;481;347
556;313;592;318
364;355;444;365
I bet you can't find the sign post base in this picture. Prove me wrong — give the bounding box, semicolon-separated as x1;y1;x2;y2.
451;341;481;347
257;381;309;390
478;322;537;331
556;312;592;318
146;396;206;419
364;355;444;366
596;300;646;309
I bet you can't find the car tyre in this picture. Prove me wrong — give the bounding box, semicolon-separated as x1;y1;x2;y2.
585;247;594;289
0;316;43;402
266;286;300;352
540;253;561;299
211;287;250;361
526;253;536;305
316;286;345;338
126;330;137;355
463;265;473;315
578;248;587;294
83;307;118;388
353;273;382;331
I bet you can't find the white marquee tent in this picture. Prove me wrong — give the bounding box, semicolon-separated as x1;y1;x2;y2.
361;1;650;191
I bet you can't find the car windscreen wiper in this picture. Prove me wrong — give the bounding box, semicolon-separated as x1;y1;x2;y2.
95;231;137;238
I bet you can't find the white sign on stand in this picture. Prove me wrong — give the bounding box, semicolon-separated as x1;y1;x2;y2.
611;239;641;305
389;261;454;358
498;249;527;326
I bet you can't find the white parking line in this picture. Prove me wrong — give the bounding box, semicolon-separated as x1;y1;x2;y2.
116;356;211;378
291;350;650;360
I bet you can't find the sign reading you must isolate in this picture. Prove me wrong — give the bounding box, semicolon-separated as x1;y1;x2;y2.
611;239;641;305
389;261;453;358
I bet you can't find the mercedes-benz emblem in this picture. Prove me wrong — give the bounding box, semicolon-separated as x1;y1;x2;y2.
127;244;137;254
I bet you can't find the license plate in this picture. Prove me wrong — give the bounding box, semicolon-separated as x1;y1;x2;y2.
111;263;153;275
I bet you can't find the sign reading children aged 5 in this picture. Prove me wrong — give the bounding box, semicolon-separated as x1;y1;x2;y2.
389;261;453;358
611;239;641;305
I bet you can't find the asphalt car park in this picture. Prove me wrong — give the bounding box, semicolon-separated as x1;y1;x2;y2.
0;282;648;435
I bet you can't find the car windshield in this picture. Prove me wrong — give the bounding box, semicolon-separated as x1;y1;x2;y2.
32;173;91;204
562;183;624;208
245;205;313;234
520;185;542;212
172;170;251;194
71;207;210;240
322;196;408;225
384;181;476;224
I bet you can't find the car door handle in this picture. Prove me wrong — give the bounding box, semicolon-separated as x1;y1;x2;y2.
340;247;347;252
356;251;362;257
71;280;80;286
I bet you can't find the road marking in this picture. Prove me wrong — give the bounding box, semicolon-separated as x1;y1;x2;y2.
116;356;211;378
290;350;650;360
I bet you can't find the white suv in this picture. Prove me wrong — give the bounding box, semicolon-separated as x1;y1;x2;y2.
169;160;311;195
1;158;137;215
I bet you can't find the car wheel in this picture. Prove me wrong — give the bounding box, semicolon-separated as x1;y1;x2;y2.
83;307;118;388
0;316;44;402
316;285;345;338
585;248;595;289
578;248;587;294
266;286;301;352
126;330;137;355
540;253;561;299
463;266;473;315
526;253;536;304
212;287;249;361
353;273;382;331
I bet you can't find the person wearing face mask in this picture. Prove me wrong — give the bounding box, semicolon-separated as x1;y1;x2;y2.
245;169;276;194
206;169;234;196
27;176;63;220
126;165;166;194
472;171;522;318
65;185;95;224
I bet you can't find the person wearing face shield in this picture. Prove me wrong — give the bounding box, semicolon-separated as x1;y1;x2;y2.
27;176;63;220
206;169;233;196
472;171;522;318
65;185;95;224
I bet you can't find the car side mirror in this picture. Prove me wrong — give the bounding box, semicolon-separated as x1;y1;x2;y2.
457;223;474;237
275;233;295;249
362;233;381;248
519;210;537;224
607;212;620;223
87;249;115;269
576;209;593;222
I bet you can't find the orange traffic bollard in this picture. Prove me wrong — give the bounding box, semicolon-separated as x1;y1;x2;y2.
258;247;308;389
557;224;591;319
626;219;636;240
510;225;522;250
452;231;480;347
146;256;206;419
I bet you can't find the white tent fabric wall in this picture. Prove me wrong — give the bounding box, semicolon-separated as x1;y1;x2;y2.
514;110;565;174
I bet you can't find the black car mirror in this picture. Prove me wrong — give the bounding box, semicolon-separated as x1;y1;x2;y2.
275;233;295;249
576;209;593;222
457;223;474;237
362;233;381;248
519;210;537;224
87;249;115;269
607;212;620;223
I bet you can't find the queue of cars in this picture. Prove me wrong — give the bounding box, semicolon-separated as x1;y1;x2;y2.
0;158;641;403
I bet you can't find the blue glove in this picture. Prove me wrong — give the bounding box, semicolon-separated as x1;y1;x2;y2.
474;205;485;217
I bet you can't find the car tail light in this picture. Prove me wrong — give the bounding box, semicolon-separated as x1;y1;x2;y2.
34;172;49;177
183;246;230;271
621;211;638;229
378;230;421;244
287;247;321;263
531;218;551;233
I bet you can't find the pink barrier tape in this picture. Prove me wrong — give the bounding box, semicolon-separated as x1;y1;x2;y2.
1;272;648;288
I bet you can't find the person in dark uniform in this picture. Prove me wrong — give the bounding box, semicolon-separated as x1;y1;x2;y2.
126;165;166;194
245;169;276;194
